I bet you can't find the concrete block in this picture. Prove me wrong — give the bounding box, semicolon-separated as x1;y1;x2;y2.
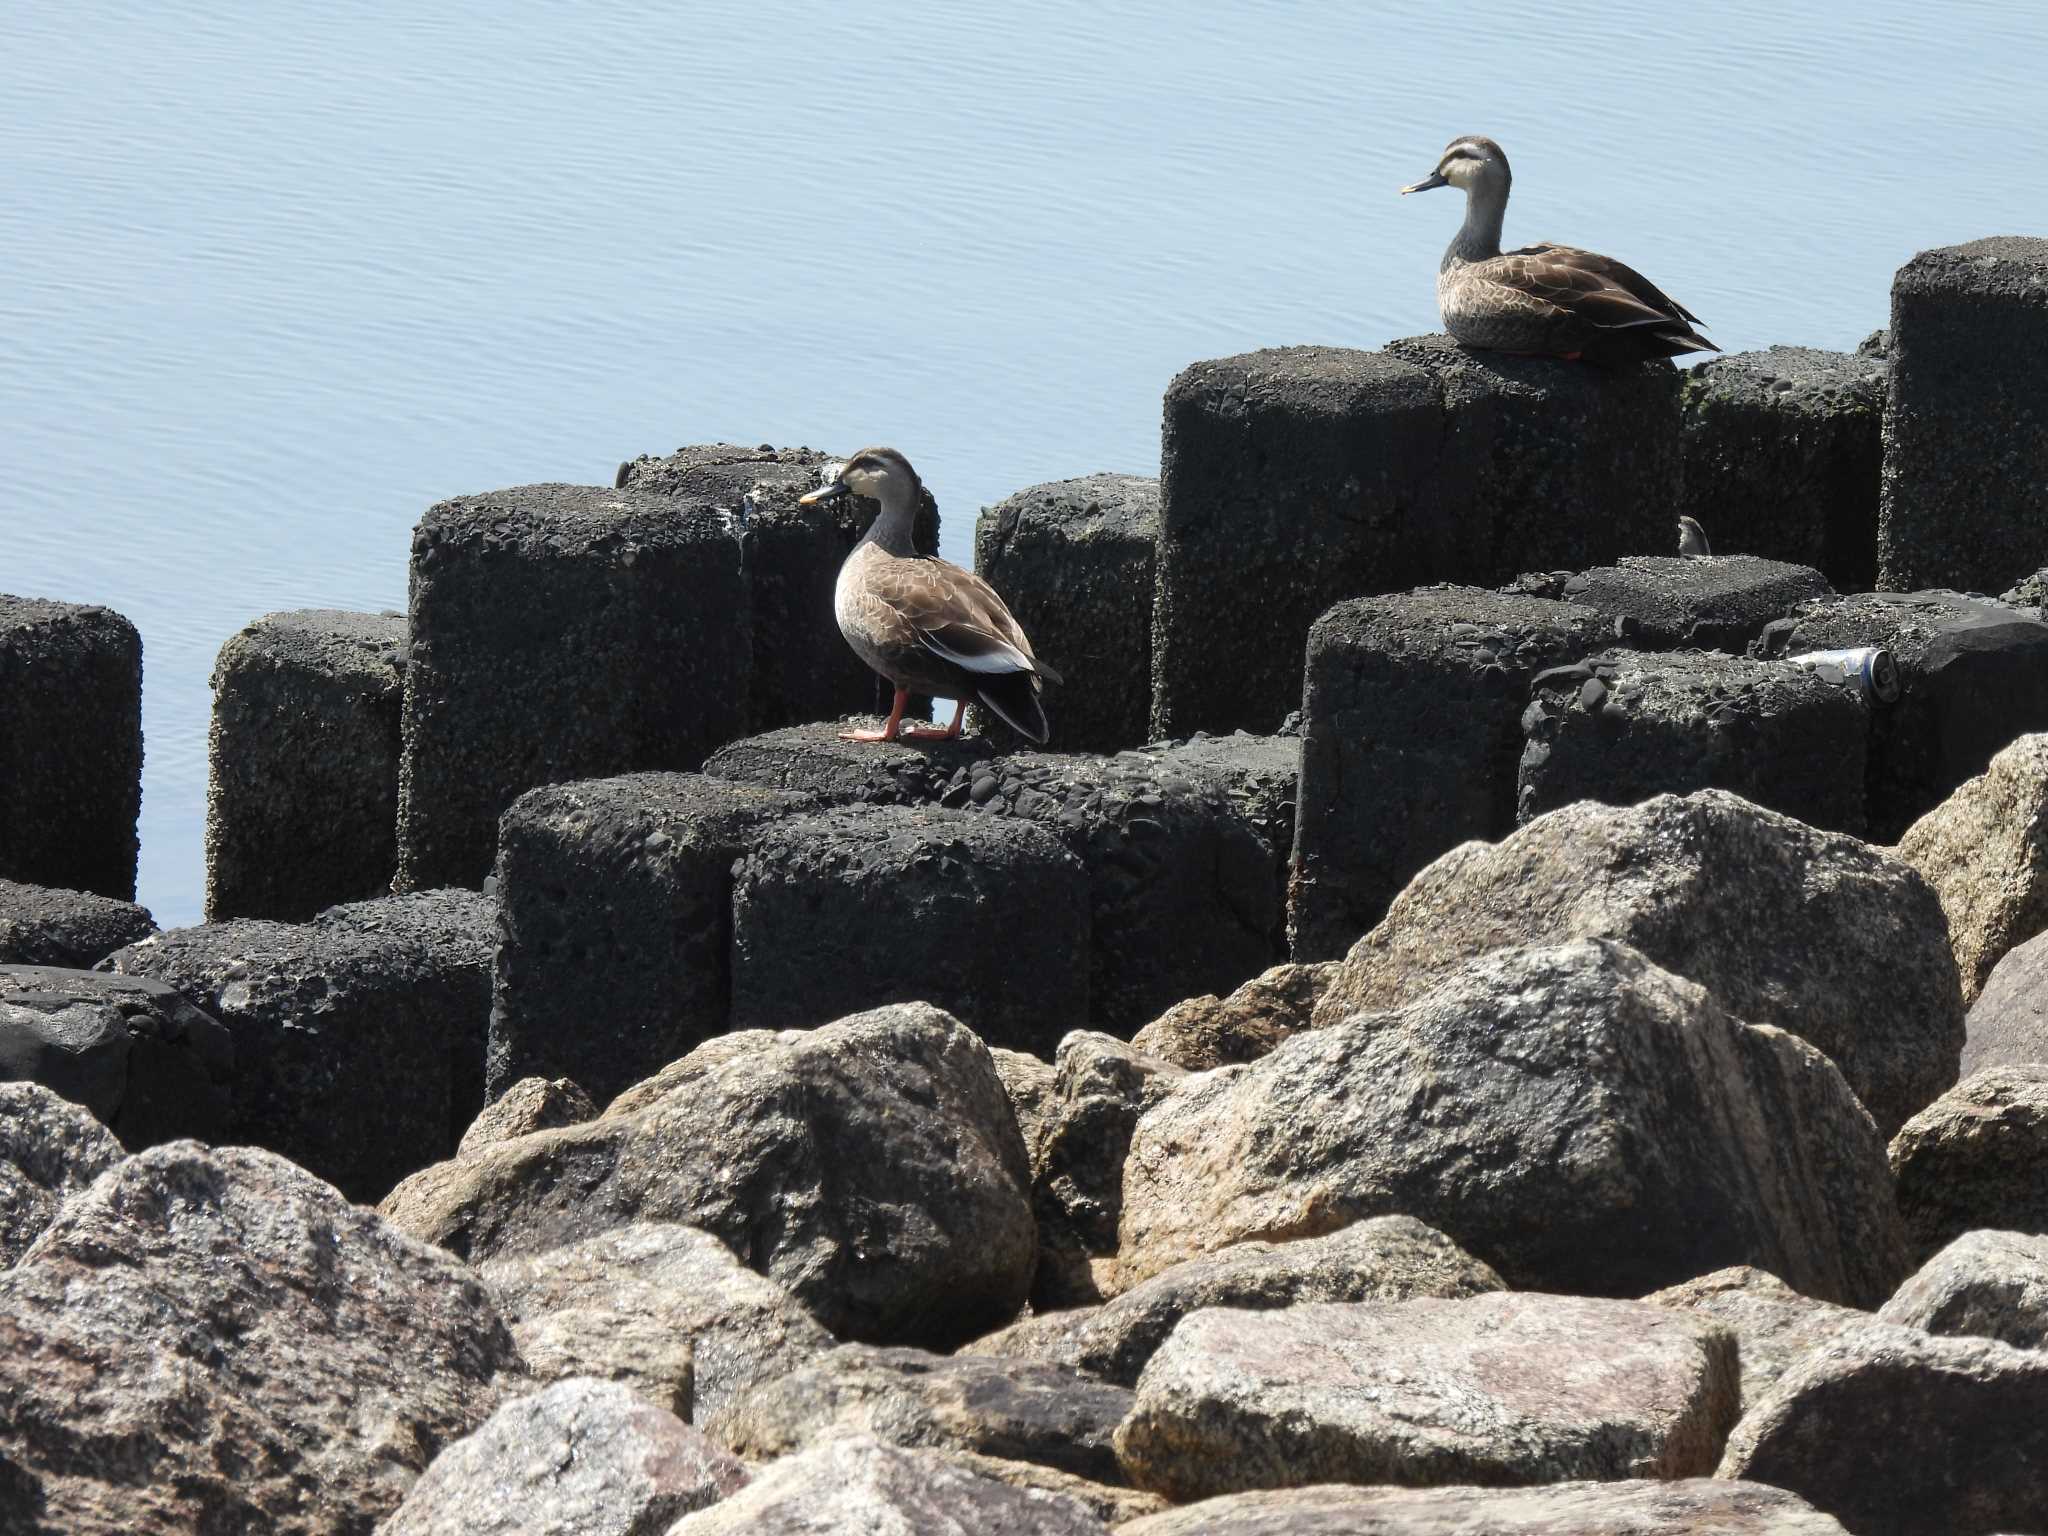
0;596;143;901
1558;555;1832;652
396;484;752;892
0;880;156;969
205;609;406;922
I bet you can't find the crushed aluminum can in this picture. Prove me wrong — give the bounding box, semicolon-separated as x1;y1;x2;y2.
1787;646;1901;704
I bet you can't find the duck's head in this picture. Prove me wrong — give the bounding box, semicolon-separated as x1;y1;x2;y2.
1401;136;1511;197
799;445;922;509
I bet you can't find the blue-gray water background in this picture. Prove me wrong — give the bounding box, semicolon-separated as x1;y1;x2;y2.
5;1;2041;924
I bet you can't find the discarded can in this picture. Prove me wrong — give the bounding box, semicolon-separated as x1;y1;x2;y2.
1787;646;1901;704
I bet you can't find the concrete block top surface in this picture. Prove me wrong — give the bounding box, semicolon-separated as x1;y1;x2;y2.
617;440;940;550
1166;344;1437;416
705;724;997;803
1684;345;1889;416
1779;590;2048;665
1386;330;1679;400
501;770;812;848
212;609;406;691
1895;236;2048;298
1532;647;1862;719
1560;555;1833;650
746;798;1081;867
412;482;735;561
977;473;1159;548
1313;585;1612;663
0;880;157;969
0;594;139;654
106;887;496;986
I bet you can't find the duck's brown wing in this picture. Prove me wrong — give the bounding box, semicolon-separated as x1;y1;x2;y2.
1502;242;1708;331
872;555;1060;683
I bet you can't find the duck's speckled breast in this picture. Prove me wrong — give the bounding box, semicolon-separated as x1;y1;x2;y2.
1437;262;1575;354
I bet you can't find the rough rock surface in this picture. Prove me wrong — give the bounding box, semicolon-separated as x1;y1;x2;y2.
0;1080;123;1266
479;1221;835;1424
384;1003;1035;1349
990;1047;1058;1158
0;965;234;1149
1889;1066;2048;1261
664;1433;1111;1534
1129;962;1333;1070
966;1216;1504;1387
458;1074;596;1156
1315;789;1962;1139
710;1344;1135;1484
1117;1478;1851;1534
1895;731;2048;1005
1877;1228;2048;1350
1643;1267;1865;1413
0;1143;524;1535
1718;1316;2048;1536
1962;927;2048;1076
1122;941;1909;1307
1114;1294;1738;1501
381;1377;747;1536
0;879;155;968
1559;556;1832;652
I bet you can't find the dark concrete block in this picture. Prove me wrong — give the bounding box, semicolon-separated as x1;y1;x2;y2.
1152;340;1680;738
1556;554;1833;652
0;880;156;969
205;609;406;923
1155;730;1301;948
101;889;496;1201
1519;650;1869;834
706;726;1285;1030
0;596;143;901
0;967;232;1149
1760;590;2048;841
1291;588;1614;960
396;484;751;893
974;474;1157;753
617;442;940;731
1879;237;2048;593
730;803;1088;1056
490;772;812;1106
1680;345;1888;591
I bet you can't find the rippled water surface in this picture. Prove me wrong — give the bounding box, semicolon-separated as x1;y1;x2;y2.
5;0;2041;923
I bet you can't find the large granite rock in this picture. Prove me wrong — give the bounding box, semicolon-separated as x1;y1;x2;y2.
664;1433;1111;1534
1643;1267;1866;1414
0;595;143;901
396;484;751;891
489;773;810;1105
478;1221;834;1424
1718;1317;2048;1536
966;1216;1504;1388
0;1144;524;1535
975;473;1158;752
1291;587;1613;954
205;608;407;921
1888;1066;2048;1261
1679;343;1888;592
384;1002;1035;1348
1962;927;2048;1075
1121;941;1908;1307
381;1377;746;1536
710;1344;1134;1484
0;967;233;1149
0;879;155;969
1895;731;2048;1005
1118;1479;1851;1534
1128;961;1334;1071
103;889;495;1201
1315;789;1962;1139
0;1081;122;1266
1878;237;2048;594
457;1074;596;1156
1114;1293;1737;1500
1877;1228;2048;1350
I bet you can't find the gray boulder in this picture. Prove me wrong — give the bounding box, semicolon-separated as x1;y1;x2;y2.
1878;1229;2048;1350
1114;1293;1737;1501
1129;961;1333;1070
382;1378;746;1536
1121;941;1908;1307
0;1143;524;1535
479;1221;835;1424
0;1080;122;1266
1642;1266;1865;1414
1315;789;1962;1139
663;1433;1110;1534
990;1047;1058;1158
1719;1316;2048;1536
709;1344;1134;1485
0;878;155;968
1963;928;2048;1076
383;1002;1035;1348
0;966;233;1149
965;1216;1504;1388
1889;1066;2048;1262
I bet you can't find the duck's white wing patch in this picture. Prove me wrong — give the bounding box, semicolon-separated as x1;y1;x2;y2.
916;621;1035;675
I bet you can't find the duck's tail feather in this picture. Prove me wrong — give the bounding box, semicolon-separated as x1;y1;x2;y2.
975;669;1050;744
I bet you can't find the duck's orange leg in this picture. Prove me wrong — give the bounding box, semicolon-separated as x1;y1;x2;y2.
840;688;911;742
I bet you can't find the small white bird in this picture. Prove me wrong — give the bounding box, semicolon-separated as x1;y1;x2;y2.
1677;516;1712;558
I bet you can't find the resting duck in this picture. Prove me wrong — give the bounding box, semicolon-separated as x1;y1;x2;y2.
1401;135;1718;366
801;447;1061;744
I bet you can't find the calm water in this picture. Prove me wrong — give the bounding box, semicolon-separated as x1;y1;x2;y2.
4;1;2041;925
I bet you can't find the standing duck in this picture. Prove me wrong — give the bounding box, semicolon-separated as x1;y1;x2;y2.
1401;136;1718;366
801;447;1061;744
